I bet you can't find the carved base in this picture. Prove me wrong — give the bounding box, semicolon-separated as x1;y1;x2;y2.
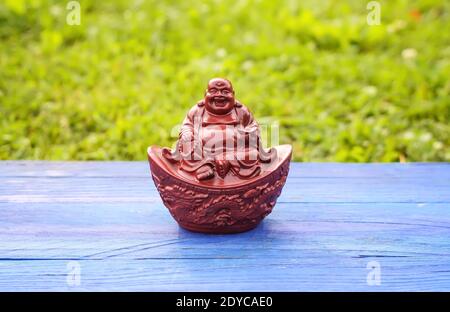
178;221;260;234
148;145;292;234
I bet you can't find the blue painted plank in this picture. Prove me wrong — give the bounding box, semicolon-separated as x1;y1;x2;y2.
0;161;449;179
0;161;449;291
0;176;448;203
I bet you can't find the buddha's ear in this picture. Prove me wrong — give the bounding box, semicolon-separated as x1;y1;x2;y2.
197;100;205;107
235;100;242;107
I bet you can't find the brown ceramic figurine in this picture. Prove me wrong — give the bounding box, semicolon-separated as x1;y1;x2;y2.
148;78;292;233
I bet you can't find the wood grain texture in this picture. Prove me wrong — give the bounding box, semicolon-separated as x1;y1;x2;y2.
0;161;449;291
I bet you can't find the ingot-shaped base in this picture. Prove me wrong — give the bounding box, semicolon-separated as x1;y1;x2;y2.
148;145;292;234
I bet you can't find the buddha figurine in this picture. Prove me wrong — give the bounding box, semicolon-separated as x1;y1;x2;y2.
163;78;275;181
148;78;292;233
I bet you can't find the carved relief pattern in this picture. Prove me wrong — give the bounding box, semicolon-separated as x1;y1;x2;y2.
151;158;290;231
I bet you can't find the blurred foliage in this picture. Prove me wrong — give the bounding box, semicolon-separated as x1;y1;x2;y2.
0;0;449;161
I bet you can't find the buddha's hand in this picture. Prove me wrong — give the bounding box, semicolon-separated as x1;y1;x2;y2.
214;158;231;178
196;165;215;181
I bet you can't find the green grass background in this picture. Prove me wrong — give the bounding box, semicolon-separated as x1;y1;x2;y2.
1;0;449;161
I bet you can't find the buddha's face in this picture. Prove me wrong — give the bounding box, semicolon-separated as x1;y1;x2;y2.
204;78;235;115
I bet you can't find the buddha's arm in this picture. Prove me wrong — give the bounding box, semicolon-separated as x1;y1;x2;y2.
241;106;277;162
179;106;198;142
178;105;204;159
239;105;259;135
180;117;193;142
163;108;197;161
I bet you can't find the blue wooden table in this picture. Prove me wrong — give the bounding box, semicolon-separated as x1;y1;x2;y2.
0;161;449;291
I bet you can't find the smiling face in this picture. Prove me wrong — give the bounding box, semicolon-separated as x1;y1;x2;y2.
204;78;235;115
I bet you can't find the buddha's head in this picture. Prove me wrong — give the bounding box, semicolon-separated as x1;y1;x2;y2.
204;78;235;115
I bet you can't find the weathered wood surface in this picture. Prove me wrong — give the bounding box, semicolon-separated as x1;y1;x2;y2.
0;161;449;291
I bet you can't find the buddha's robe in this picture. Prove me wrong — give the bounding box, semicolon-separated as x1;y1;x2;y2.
178;100;262;179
